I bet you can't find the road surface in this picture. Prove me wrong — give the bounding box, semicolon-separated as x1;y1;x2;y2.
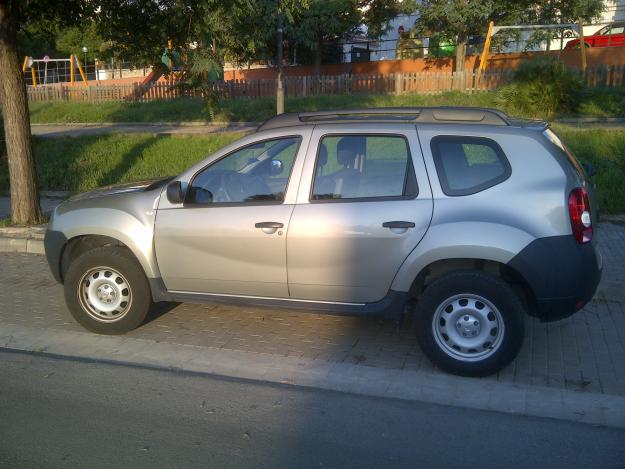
1;351;624;469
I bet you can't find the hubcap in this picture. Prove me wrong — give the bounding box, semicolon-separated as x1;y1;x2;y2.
78;267;132;322
432;294;505;362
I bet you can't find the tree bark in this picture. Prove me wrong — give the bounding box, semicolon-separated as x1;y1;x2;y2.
454;38;467;73
313;35;322;93
0;1;42;225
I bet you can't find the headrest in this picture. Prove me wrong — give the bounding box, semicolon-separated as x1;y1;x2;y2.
337;136;366;167
318;144;328;166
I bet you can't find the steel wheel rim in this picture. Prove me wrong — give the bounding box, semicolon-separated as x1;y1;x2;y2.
432;293;505;362
78;266;132;322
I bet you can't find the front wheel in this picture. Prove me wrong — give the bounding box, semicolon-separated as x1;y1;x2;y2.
64;246;152;334
415;271;525;377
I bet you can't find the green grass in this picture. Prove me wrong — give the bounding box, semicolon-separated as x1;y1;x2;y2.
26;87;625;124
0;133;243;193
1;127;624;213
552;125;625;214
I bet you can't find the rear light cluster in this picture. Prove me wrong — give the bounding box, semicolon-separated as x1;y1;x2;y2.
568;188;592;244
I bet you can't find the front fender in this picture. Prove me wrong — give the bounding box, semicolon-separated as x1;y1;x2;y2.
48;190;162;280
390;221;535;292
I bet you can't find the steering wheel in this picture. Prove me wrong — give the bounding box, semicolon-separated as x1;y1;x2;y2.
222;172;248;202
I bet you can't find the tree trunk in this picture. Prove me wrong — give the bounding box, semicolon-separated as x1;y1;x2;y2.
0;1;42;225
454;38;467;73
313;36;322;93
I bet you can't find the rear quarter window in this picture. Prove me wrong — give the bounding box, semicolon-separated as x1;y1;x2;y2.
430;136;511;196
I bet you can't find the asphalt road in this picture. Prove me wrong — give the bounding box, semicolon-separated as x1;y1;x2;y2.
1;351;624;469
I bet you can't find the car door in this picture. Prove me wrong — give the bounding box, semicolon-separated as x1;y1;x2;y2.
154;131;310;297
610;24;625;46
287;124;433;304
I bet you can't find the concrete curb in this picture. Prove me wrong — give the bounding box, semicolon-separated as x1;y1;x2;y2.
554;117;625;124
31;121;260;127
2;321;624;429
0;225;45;255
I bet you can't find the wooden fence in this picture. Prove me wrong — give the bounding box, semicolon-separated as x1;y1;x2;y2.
26;64;625;104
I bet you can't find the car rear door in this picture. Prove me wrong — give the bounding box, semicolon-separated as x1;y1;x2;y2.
286;123;433;304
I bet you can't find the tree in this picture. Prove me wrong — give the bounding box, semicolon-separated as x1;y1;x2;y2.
523;0;605;50
415;0;605;72
415;0;528;72
288;0;409;77
0;0;89;225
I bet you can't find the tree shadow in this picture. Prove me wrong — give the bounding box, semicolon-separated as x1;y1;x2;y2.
95;134;161;187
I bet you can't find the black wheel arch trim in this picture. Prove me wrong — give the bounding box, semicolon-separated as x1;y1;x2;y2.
507;235;602;321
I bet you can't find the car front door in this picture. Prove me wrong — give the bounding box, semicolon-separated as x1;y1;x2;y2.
154;131;310;297
286;124;433;304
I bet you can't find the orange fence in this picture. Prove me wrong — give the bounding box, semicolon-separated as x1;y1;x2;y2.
26;65;625;104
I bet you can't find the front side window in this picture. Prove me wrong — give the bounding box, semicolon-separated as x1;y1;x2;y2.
311;135;417;200
188;136;300;204
431;136;511;196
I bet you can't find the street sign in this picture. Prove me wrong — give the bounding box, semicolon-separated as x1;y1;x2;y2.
43;55;50;63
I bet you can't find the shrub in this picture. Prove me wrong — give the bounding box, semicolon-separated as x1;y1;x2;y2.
496;57;584;118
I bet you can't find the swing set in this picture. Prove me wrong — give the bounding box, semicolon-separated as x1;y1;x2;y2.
22;54;88;87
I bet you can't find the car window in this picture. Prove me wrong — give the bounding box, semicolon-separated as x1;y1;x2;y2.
188;136;301;204
610;26;624;34
430;136;511;196
311;135;417;200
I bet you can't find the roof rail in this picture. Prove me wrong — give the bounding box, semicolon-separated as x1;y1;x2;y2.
256;107;512;131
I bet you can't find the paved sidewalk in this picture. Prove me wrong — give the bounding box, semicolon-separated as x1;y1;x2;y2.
31;122;256;138
1;223;624;392
1;223;624;427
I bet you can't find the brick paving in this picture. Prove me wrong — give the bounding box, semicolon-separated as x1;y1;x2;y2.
1;222;624;396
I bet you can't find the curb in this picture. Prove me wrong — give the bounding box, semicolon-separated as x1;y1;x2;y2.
554;117;625;124
0;225;45;255
2;321;624;430
31;121;260;128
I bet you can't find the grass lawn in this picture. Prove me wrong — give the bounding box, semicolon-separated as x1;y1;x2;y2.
28;86;625;124
0;127;623;213
0;133;243;194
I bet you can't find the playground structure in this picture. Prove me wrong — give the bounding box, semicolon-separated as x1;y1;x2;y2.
22;54;88;87
478;22;583;72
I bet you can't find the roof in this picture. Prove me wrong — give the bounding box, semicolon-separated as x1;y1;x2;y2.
256;107;535;132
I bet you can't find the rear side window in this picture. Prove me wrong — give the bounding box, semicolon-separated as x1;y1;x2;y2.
430;136;511;196
311;134;418;201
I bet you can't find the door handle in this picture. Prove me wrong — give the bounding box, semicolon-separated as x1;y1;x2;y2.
255;222;284;229
382;221;415;229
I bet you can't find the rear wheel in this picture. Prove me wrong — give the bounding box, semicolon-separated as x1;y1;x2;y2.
415;270;525;377
64;246;151;334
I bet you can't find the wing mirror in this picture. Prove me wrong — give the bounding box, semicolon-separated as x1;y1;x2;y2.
166;181;185;204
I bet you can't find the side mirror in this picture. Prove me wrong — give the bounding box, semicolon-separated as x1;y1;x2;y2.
270;159;283;175
166;181;185;204
582;162;596;178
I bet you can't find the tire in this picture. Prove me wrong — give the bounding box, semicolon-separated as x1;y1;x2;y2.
415;270;525;377
64;246;152;334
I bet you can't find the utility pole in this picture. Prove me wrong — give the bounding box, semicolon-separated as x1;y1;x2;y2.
276;6;285;115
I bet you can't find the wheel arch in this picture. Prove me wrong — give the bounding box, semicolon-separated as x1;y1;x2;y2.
59;233;155;283
407;257;537;315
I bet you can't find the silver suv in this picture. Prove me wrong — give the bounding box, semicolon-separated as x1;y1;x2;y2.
44;107;602;376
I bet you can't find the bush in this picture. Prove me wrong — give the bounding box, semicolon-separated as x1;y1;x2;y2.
496;57;584;118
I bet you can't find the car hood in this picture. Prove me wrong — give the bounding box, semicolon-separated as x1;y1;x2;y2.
68;177;173;202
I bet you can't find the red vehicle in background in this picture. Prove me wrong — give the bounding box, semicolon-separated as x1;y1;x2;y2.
565;23;625;48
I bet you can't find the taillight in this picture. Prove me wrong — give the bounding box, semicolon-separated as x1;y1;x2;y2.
568;188;592;244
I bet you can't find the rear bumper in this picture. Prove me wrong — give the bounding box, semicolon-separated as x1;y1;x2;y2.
508;235;602;322
44;229;67;283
